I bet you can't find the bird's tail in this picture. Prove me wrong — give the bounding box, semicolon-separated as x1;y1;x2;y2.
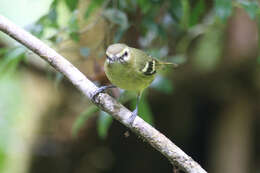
157;61;178;70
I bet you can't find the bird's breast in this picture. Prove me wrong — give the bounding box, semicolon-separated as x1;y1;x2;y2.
104;62;155;92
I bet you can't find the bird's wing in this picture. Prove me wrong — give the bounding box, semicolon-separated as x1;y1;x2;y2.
133;49;158;76
139;58;157;75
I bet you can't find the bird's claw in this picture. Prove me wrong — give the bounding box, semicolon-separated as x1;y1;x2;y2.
91;86;110;101
91;85;116;101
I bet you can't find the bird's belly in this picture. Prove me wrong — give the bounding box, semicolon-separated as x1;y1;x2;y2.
105;63;155;92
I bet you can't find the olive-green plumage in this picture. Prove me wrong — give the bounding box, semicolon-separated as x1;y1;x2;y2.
104;43;176;93
102;43;177;123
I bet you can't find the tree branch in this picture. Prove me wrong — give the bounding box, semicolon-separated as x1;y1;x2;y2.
0;15;207;173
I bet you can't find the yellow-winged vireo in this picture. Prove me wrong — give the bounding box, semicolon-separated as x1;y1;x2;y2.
92;43;178;123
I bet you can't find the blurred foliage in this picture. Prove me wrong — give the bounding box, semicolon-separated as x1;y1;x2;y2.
0;76;24;172
72;105;99;136
0;45;26;171
0;0;260;139
0;47;26;77
237;1;259;19
193;23;224;72
98;111;113;139
214;0;233;20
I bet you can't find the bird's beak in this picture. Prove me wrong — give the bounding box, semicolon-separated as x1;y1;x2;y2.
106;55;117;63
112;56;118;61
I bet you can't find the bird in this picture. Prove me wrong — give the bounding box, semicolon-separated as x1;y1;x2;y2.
92;43;178;124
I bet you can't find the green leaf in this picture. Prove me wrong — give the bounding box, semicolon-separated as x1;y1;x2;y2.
169;1;182;23
240;1;259;19
214;0;233;20
190;0;205;26
150;75;174;94
84;0;104;19
0;151;6;172
0;47;25;76
68;11;80;42
139;97;154;125
137;0;152;14
0;48;8;57
70;32;80;42
44;0;59;28
72;105;99;137
193;24;223;72
97;111;113;139
103;8;129;29
257;54;260;64
139;20;159;47
48;7;57;23
103;8;129;42
48;35;63;44
180;0;191;29
36;1;59;29
0;77;23;171
131;92;154;125
68;11;79;31
50;0;58;7
27;23;44;38
65;0;79;11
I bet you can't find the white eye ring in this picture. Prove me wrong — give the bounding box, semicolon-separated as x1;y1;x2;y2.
122;48;130;61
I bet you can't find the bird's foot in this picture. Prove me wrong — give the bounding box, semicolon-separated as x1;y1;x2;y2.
91;85;116;101
128;108;138;125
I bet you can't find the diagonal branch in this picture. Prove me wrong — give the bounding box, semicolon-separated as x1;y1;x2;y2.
0;15;207;173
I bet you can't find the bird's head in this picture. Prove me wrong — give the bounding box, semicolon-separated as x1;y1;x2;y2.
105;43;130;64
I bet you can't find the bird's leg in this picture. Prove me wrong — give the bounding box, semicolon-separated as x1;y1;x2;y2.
128;93;141;124
91;85;117;101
